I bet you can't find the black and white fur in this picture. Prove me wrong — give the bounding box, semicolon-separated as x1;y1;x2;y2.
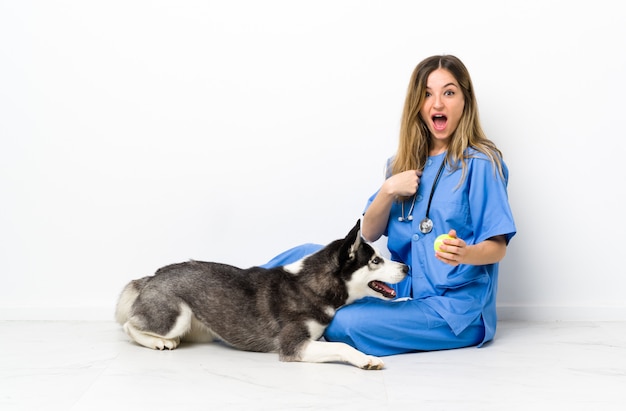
115;220;408;370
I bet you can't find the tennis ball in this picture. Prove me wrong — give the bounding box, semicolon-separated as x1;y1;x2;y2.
434;234;454;252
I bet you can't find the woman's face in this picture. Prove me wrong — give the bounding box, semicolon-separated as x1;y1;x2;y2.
419;68;465;149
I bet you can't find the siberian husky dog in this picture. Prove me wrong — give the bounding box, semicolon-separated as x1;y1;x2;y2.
115;220;408;370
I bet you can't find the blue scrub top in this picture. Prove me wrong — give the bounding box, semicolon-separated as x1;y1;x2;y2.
365;150;516;345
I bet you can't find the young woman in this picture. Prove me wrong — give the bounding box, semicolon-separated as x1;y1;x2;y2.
262;55;516;356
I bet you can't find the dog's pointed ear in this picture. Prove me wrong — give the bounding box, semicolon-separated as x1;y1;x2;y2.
340;219;362;262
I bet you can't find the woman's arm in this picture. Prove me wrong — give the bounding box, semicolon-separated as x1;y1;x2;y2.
435;232;507;267
362;170;421;242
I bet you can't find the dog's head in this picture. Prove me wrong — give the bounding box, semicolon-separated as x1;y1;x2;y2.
338;220;408;305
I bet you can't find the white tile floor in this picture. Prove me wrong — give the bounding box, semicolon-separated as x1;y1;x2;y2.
1;320;625;410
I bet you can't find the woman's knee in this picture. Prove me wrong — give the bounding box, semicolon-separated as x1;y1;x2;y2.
323;307;356;344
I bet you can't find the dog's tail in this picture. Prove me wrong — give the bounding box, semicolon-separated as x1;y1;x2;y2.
114;277;151;325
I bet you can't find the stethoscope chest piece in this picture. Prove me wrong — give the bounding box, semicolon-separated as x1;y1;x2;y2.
418;217;433;234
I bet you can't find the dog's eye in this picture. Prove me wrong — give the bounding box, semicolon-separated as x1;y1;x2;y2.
371;257;382;265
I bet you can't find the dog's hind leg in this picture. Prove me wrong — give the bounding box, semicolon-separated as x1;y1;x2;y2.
295;340;385;370
124;322;181;350
123;303;193;350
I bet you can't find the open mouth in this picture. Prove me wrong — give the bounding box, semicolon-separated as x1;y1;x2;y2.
368;281;396;298
432;114;447;131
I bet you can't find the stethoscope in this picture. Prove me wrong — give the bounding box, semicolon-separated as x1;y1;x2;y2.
398;158;446;234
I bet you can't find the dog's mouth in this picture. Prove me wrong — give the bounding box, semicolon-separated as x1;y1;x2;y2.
368;281;396;299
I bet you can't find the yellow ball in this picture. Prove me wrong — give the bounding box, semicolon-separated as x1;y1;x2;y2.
434;234;454;252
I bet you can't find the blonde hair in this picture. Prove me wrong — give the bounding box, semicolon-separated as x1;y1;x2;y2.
392;55;504;184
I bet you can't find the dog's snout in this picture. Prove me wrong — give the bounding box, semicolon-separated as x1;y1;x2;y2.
402;264;409;274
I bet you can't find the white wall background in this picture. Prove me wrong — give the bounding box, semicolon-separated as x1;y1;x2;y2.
1;0;624;321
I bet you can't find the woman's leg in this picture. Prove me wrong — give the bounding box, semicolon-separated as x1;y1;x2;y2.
324;298;485;356
259;243;323;268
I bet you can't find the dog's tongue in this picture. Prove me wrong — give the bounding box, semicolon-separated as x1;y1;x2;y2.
368;281;396;298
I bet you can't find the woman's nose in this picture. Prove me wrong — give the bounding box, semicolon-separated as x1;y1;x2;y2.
433;95;444;109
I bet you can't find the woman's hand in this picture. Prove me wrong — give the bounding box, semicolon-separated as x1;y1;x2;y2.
383;170;422;198
362;169;422;242
435;230;507;267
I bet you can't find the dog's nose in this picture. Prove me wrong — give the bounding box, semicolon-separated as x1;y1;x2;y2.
402;264;409;274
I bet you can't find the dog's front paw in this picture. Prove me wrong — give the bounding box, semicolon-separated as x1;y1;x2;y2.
359;355;384;370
